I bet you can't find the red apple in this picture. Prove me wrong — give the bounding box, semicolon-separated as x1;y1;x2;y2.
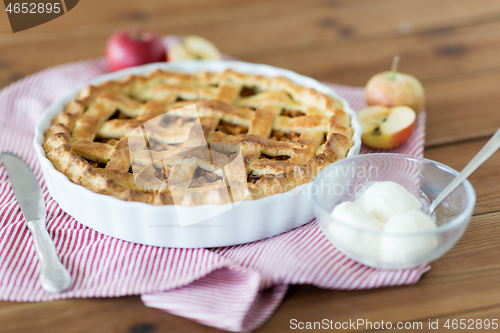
365;56;425;113
357;105;416;149
105;26;166;72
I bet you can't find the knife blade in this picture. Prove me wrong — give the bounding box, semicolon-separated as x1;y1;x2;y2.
1;153;46;222
1;152;72;293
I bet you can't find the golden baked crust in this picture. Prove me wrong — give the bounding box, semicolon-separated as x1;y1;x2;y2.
43;69;353;205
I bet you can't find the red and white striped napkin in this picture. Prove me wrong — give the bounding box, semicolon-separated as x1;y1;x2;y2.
0;38;428;332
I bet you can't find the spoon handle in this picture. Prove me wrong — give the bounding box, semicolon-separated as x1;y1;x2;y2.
429;127;500;214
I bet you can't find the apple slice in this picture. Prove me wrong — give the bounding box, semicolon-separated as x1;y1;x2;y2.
357;105;416;149
168;35;221;61
184;36;221;59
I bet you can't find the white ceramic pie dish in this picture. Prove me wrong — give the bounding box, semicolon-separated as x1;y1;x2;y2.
34;61;362;248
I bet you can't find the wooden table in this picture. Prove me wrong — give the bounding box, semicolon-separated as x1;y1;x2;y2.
1;0;500;331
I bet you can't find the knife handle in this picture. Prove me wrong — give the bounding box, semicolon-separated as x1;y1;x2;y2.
27;219;73;293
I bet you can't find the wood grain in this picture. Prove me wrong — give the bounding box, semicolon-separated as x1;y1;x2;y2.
425;74;500;146
0;297;219;333
1;0;500;79
3;0;500;54
1;0;500;332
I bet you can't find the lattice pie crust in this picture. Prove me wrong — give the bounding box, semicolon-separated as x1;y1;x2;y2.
43;69;353;205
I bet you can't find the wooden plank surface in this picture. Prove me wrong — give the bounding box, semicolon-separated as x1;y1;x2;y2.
1;0;500;332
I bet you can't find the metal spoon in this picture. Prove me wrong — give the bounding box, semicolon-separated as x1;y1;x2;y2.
429;127;500;214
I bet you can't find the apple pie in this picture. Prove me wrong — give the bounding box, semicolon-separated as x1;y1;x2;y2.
43;69;353;205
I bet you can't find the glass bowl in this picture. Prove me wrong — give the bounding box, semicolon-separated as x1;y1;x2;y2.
312;153;476;269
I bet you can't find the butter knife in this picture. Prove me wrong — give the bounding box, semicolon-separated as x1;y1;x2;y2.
1;152;72;293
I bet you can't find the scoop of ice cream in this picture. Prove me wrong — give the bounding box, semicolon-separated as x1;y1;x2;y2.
380;209;438;263
330;202;383;259
356;181;422;222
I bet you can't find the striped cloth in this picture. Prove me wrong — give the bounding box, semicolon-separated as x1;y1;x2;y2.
0;40;428;332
